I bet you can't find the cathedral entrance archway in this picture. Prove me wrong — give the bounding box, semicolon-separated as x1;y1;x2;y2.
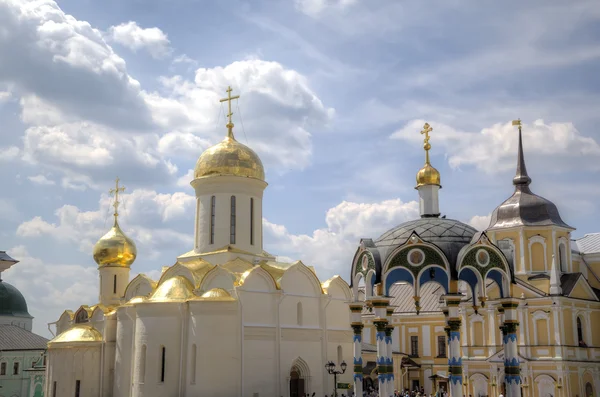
290;369;304;397
289;357;310;397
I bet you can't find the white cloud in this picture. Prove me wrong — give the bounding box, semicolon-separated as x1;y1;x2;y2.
0;146;20;161
468;214;491;232
264;198;419;278
146;59;334;171
295;0;357;17
0;0;152;130
176;169;194;188
16;189;195;256
391;119;600;173
108;21;172;59
3;245;98;337
0;91;12;102
28;174;55;186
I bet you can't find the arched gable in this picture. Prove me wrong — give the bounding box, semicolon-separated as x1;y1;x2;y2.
158;264;196;288
280;261;323;297
350;239;382;288
238;266;278;292
90;306;107;322
56;310;74;335
74;306;92;324
124;273;157;301
290;356;311;378
199;266;236;293
222;257;254;274
322;276;352;300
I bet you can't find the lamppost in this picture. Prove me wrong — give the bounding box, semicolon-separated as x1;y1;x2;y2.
325;360;347;397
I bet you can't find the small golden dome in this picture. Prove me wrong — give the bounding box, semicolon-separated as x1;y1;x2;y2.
200;288;233;299
93;220;137;267
150;276;194;302
49;325;102;346
416;163;441;187
194;134;265;180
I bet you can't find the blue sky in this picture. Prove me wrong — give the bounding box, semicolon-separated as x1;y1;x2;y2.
1;0;599;336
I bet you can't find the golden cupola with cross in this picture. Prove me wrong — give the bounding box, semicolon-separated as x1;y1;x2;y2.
415;122;442;218
93;178;137;268
194;86;265;181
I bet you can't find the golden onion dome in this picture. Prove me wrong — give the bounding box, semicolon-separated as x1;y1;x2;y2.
93;219;137;267
149;276;194;302
48;325;103;346
416;163;441;187
194;132;265;181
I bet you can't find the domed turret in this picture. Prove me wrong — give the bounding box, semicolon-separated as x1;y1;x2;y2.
415;123;442;218
93;220;137;267
0;279;31;318
194;134;265;180
95;179;137;306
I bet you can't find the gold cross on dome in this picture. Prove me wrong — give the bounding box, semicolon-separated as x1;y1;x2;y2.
109;177;126;218
219;86;240;128
420;122;433;163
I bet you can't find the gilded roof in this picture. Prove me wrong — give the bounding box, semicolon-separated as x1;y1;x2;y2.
150;276;195;302
49;325;102;346
198;288;235;301
194;134;265;181
93;220;137;267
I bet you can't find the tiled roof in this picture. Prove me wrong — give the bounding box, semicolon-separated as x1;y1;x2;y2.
389;282;444;313
560;273;581;296
574;233;600;255
0;325;48;351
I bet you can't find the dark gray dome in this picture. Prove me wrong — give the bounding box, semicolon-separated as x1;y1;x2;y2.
375;218;477;271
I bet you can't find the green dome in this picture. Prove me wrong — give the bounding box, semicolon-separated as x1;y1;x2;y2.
0;280;31;317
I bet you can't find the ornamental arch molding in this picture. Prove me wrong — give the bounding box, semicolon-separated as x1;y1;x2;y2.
528;235;548;272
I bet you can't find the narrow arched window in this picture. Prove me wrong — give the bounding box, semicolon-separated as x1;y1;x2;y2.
210;196;216;245
113;275;117;294
297;302;303;326
559;244;567;272
140;345;146;383
250;198;254;246
230;196;236;244
337;345;343;364
160;346;166;382
577;316;586;346
190;344;197;384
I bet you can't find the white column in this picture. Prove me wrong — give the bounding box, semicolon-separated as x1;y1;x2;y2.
487;306;496;357
385;307;395;397
519;230;526;274
349;303;364;397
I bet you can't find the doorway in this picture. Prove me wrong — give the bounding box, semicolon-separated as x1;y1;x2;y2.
290;369;305;397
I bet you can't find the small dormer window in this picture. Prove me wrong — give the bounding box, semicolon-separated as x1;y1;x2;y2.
75;310;88;324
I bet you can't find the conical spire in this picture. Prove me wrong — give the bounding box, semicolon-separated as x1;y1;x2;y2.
512;119;532;188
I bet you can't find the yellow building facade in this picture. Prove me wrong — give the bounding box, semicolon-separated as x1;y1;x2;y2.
349;122;600;397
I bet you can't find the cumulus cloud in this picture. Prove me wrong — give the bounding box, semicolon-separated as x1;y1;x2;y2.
264;198;419;278
468;214;491;231
0;0;153;130
391;119;600;173
16;189;195;256
146;59;335;171
108;21;172;59
21;122;177;189
4;245;98;337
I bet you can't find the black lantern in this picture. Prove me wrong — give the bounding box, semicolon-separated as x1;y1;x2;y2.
324;360;347;397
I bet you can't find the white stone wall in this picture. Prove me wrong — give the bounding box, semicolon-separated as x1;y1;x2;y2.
46;345;101;397
113;308;135;397
192;176;266;255
98;267;130;306
0;314;32;331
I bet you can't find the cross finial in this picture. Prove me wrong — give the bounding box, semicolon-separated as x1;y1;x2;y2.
512;118;522;132
219;86;240;139
109;177;126;223
420;122;433;164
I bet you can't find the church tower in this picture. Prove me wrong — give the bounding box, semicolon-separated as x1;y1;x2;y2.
183;86;268;265
92;178;137;306
415;122;442;217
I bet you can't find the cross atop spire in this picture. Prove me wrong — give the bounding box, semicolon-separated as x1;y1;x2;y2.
220;86;240;139
109;177;126;223
420;122;433;164
511;119;532;188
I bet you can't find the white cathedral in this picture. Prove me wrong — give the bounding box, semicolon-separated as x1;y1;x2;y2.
45;89;354;397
